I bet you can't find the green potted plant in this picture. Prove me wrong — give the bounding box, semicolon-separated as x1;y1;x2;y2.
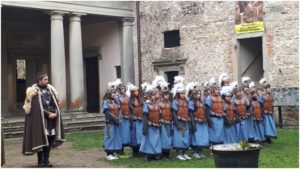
211;141;261;168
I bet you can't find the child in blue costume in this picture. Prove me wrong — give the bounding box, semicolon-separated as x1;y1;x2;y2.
139;85;162;161
248;84;265;143
128;85;143;157
241;77;255;142
102;82;122;160
221;86;238;144
206;86;225;144
259;79;277;144
188;85;210;159
172;83;191;160
114;81;131;156
158;84;173;160
233;87;251;142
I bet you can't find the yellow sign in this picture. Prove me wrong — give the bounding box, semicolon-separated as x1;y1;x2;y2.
235;22;265;34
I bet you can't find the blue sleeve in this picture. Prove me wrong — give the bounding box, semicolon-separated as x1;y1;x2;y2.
114;95;120;106
172;100;178;111
259;95;264;104
103;100;109;111
222;102;226;112
188;100;194;111
205;96;212;107
143;102;149;114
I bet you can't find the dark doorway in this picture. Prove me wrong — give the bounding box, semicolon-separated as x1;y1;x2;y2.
165;71;178;89
85;57;99;113
238;37;263;83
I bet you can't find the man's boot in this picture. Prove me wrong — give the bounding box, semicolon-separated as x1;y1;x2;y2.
37;152;45;167
43;147;53;167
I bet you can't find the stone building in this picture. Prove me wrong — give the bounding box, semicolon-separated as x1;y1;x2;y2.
1;1;135;116
135;1;299;126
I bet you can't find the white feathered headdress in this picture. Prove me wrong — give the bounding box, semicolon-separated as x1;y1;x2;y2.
174;76;185;84
159;81;169;90
152;75;166;87
230;81;238;88
126;83;138;97
186;82;198;92
249;81;256;88
145;84;156;93
259;78;266;85
220;85;233;96
209;77;217;87
141;82;150;91
114;79;123;88
242;76;251;84
218;73;229;87
203;81;210;90
171;83;185;97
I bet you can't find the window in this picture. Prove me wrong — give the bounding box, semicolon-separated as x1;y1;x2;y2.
164;30;180;48
16;59;26;80
115;65;121;78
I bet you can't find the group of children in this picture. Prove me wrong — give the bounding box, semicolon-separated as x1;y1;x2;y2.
101;73;277;161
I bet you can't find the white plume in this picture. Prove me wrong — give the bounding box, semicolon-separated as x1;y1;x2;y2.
220;85;233;96
114;79;123;87
218;73;229;87
259;78;266;85
174;76;185;84
126;83;138;97
141;82;150;91
145;84;156;93
249;81;256;88
107;81;115;89
230;81;238;88
159;81;169;90
186;82;197;92
152;75;166;86
172;83;185;97
209;77;216;87
242;76;251;83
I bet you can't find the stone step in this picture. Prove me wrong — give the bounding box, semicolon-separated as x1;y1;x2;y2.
64;124;105;133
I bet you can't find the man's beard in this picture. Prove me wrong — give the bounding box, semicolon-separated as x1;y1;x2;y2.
38;83;48;89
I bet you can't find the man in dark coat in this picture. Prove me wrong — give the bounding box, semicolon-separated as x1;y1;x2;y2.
22;72;65;167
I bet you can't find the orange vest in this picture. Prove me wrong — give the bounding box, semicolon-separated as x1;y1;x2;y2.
148;103;160;123
225;103;235;124
211;96;223;115
252;101;262;120
159;101;172;121
234;99;247;118
263;95;273;112
108;102;119;116
133;99;143;118
119;96;130;116
194;101;206;121
177;99;189;119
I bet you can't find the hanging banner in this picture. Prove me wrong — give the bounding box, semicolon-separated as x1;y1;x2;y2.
235;1;264;34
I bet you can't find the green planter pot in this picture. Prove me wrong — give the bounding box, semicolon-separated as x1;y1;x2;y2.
211;143;261;168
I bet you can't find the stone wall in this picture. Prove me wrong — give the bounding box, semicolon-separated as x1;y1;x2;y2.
137;1;299;126
138;1;299;86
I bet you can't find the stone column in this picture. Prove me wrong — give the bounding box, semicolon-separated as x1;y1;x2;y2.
50;11;68;110
121;17;135;84
69;13;86;111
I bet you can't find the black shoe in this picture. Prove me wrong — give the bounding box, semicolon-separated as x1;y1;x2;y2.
37;162;45;168
44;161;53;167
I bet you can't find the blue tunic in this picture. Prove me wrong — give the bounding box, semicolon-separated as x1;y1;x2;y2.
259;95;277;138
139;102;162;155
115;95;131;146
223;103;238;144
243;95;255;140
233;98;250;142
188;100;209;147
160;124;172;150
102;100;122;152
206;96;224;143
129;99;143;146
172;100;190;149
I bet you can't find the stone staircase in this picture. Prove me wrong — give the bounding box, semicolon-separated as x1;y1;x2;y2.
2;112;105;139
